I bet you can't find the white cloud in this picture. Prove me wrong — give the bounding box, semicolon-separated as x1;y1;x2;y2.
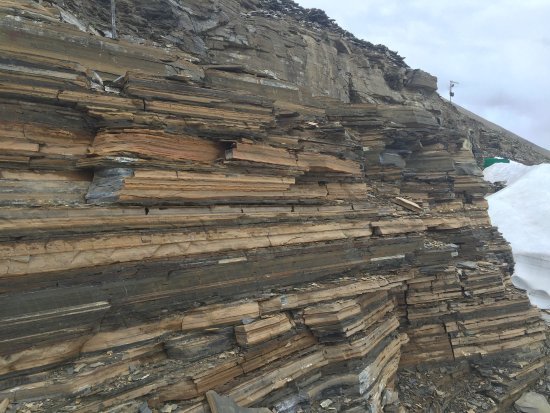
295;0;550;149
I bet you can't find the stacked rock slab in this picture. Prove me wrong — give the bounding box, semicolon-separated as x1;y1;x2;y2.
0;1;548;412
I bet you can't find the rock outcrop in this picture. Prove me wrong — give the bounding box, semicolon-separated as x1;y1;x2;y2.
453;103;550;166
0;1;548;412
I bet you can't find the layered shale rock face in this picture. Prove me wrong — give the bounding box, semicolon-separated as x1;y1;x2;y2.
0;1;548;412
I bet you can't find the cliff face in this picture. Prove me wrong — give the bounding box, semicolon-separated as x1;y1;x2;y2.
42;0;430;104
0;1;548;412
46;0;550;165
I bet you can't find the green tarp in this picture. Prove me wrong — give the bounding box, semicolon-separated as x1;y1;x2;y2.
483;157;510;169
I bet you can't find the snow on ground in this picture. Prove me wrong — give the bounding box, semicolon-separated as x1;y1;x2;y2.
483;160;531;185
484;162;550;309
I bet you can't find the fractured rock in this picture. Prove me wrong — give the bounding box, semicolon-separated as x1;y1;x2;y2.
206;391;272;413
0;2;547;413
515;392;550;413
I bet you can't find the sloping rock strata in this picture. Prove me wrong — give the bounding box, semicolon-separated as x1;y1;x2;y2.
0;1;548;412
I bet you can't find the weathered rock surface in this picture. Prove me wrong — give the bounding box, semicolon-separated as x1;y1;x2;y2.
453;103;550;166
0;1;548;413
515;392;550;413
206;391;272;413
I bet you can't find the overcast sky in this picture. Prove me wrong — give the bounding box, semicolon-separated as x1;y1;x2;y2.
295;0;550;150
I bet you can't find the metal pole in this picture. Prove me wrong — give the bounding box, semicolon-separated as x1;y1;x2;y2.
449;80;458;102
111;0;117;39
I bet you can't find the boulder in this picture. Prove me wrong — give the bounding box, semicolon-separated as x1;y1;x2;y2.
515;392;550;413
405;69;438;93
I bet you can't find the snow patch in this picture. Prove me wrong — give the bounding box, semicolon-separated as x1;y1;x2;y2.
485;162;550;309
483;160;531;185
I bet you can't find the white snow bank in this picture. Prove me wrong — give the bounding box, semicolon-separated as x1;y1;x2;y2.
483;160;531;185
485;163;550;309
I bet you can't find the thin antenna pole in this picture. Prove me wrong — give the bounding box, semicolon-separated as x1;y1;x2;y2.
111;0;117;39
449;80;459;102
